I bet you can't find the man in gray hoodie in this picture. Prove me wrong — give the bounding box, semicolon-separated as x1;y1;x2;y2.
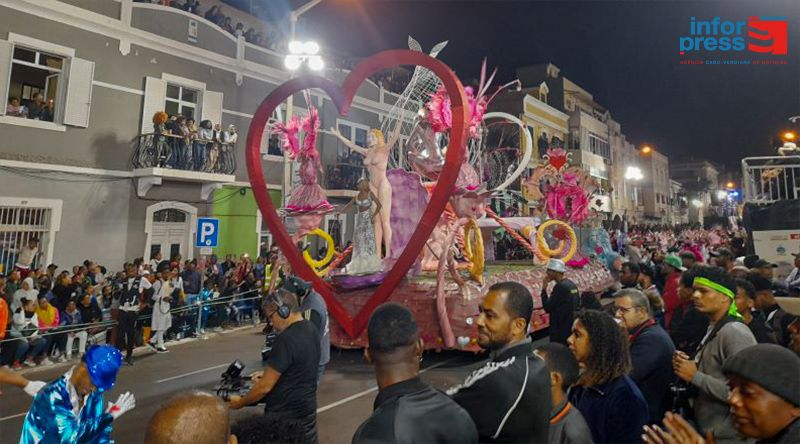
672;266;756;442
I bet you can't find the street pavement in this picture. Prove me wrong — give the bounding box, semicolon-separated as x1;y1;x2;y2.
0;326;521;443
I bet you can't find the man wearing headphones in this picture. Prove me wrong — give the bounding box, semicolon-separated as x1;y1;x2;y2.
228;289;321;443
284;275;330;383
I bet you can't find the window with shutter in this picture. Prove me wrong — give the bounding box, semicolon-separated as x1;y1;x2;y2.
63;57;94;127
0;41;13;117
200;90;223;127
141;76;167;134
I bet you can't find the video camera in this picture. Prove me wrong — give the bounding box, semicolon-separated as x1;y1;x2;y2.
215;360;257;403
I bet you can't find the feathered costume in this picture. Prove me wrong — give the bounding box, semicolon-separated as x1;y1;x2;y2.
272;106;332;213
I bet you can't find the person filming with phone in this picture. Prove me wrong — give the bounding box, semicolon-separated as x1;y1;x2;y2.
227;289;320;443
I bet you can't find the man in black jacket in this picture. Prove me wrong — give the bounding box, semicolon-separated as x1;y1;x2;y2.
448;281;551;443
614;288;676;424
541;259;579;345
352;303;477;444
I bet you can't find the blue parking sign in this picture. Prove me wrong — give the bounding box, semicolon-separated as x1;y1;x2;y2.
196;218;219;247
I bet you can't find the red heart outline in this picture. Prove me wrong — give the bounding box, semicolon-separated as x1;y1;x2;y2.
246;50;468;337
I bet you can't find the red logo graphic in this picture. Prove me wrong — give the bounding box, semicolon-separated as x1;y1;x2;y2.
748;16;788;55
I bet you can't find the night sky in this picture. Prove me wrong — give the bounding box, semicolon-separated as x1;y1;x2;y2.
250;0;800;171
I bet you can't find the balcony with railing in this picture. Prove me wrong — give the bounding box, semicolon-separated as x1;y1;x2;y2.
131;133;236;198
742;156;800;203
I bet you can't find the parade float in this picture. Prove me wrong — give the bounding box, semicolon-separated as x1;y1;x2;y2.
246;41;615;352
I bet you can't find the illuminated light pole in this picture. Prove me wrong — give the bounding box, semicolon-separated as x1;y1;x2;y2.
282;0;324;216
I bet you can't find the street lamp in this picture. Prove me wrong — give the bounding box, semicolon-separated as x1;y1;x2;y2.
725;181;735;189
640;145;653;155
284;40;324;71
283;0;324;214
783;131;797;141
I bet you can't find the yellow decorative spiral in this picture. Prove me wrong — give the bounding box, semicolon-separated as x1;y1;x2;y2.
536;220;577;262
463;218;485;284
302;229;335;276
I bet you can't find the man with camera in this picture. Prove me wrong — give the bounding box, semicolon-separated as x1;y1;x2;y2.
228;289;320;443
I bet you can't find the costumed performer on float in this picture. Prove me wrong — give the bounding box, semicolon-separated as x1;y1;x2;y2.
330;122;402;258
339;178;384;275
19;345;136;444
274;106;332;214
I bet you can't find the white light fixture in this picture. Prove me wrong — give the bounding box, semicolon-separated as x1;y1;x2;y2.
304;41;320;55
284;55;302;70
691;199;703;208
288;40;304;54
285;41;323;71
716;190;728;199
625;166;643;181
308;55;324;71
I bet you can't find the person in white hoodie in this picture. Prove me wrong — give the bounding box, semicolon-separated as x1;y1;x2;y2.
12;298;50;368
12;277;38;312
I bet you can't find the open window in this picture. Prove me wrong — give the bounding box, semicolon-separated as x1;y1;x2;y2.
0;34;94;129
140;74;223;134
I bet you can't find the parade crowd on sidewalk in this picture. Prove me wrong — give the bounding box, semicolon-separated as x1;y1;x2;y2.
0;245;273;369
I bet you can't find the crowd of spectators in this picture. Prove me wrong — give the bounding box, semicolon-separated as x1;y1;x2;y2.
5;93;54;122
135;0;282;51
0;251;274;370
145;111;238;172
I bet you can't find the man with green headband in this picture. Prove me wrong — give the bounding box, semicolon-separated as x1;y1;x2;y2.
672;266;756;442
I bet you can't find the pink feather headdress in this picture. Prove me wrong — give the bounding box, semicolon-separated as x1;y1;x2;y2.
424;59;520;139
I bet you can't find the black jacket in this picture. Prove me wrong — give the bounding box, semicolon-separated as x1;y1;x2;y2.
669;304;709;355
448;340;551;443
352;377;478;444
542;279;579;345
628;321;676;424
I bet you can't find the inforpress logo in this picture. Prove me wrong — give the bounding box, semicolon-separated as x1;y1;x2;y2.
747;16;788;55
679;16;788;64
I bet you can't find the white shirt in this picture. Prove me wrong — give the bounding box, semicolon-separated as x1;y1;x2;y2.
786;267;800;289
15;246;38;268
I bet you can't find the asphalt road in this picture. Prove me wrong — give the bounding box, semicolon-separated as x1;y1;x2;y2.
0;327;505;443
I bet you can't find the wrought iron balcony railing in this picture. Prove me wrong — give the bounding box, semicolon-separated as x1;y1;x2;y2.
131;133;236;175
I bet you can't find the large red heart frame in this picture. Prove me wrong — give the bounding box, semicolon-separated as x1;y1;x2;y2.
246;50;468;338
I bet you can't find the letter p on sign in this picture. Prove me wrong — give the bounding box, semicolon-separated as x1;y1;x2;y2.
196;218;219;247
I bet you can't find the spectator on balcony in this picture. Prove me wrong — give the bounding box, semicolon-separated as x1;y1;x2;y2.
204;5;220;23
234;22;244;38
244;28;256;43
6;97;27;118
182;0;199;14
222;17;234;33
28;93;53;122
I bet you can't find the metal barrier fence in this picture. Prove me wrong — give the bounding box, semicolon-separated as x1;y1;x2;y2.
741;155;800;203
0;289;261;346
